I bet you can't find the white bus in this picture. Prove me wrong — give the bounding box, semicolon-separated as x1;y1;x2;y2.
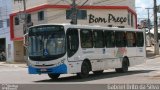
25;24;146;80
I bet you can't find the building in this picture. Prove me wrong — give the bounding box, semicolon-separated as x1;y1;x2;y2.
10;0;136;62
0;0;14;63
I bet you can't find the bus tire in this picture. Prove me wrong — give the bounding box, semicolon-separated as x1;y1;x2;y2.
93;70;103;75
77;61;90;78
115;58;129;73
48;73;60;80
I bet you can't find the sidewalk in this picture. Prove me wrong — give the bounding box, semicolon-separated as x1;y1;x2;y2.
146;46;160;59
0;61;27;68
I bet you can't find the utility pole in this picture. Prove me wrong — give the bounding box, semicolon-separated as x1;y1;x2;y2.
145;8;153;30
153;0;159;55
70;0;77;24
147;9;150;30
146;8;153;46
23;0;27;34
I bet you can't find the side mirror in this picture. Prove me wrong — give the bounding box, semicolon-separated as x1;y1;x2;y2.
23;33;29;48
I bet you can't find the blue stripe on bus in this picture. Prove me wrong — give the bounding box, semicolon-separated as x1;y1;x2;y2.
28;64;67;74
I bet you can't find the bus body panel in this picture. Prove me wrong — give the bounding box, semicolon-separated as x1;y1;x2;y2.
129;47;146;67
103;48;122;69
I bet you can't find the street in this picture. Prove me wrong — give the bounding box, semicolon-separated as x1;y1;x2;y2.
0;47;160;84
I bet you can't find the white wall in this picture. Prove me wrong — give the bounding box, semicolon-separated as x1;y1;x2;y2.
0;0;14;63
12;0;136;13
46;8;135;28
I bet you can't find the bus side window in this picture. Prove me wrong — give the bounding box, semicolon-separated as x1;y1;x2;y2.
67;28;79;57
80;29;93;48
93;30;104;48
126;32;136;47
115;31;126;47
136;32;144;47
104;31;115;47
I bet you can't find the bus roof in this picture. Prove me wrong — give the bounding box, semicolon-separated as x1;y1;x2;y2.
29;23;143;32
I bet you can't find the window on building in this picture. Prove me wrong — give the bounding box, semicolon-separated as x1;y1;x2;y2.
66;10;87;20
27;14;31;23
93;30;104;48
78;10;87;19
66;10;71;19
131;14;133;27
38;11;44;21
104;31;115;47
0;20;3;28
126;32;136;47
14;0;22;2
115;31;126;47
15;17;19;25
80;29;93;48
128;11;130;25
7;19;10;27
136;32;144;47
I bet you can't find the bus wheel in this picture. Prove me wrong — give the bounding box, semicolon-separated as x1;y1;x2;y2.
93;70;103;75
77;61;90;78
48;73;60;80
115;58;129;73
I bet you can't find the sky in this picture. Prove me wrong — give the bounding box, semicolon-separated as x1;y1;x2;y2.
136;0;160;23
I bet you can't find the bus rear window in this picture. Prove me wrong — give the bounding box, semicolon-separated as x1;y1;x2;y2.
136;32;144;47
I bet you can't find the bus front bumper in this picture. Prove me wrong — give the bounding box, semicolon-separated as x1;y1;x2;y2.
28;64;67;74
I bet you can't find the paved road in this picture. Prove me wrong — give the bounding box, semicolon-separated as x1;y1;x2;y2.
0;57;160;84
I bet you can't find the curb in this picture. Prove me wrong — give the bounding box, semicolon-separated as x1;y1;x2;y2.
147;55;160;59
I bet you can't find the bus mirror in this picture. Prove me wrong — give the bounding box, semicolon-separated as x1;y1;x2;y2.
23;33;29;48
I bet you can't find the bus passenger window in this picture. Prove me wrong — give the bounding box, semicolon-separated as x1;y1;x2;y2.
104;31;115;47
126;32;136;47
93;30;104;48
80;29;93;48
115;31;126;47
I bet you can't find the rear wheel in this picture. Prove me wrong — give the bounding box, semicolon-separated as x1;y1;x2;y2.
93;70;103;75
48;73;60;80
115;58;129;73
77;61;90;78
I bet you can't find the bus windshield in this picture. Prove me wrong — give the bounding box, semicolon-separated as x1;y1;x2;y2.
28;25;66;61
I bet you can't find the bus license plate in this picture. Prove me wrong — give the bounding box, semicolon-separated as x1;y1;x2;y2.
40;68;47;72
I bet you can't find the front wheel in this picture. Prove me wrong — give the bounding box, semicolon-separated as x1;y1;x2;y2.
77;61;90;78
48;73;60;80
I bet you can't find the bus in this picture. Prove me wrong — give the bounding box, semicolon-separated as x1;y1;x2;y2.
25;24;146;80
